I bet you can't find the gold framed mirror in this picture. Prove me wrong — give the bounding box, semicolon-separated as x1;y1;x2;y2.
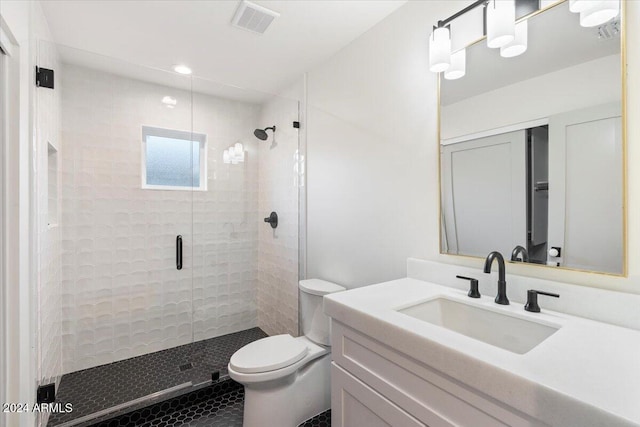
438;0;626;276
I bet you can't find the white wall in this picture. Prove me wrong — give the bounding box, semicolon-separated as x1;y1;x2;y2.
256;92;300;337
305;0;640;294
306;1;465;288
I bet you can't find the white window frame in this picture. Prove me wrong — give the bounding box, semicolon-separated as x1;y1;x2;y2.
141;125;208;191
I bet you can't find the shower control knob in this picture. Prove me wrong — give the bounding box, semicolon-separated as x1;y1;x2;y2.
549;247;561;257
264;212;278;229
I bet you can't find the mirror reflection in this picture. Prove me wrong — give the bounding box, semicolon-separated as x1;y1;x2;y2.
439;0;623;274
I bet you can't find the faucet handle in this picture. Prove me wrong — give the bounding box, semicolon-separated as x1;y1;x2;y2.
456;275;481;298
525;290;559;313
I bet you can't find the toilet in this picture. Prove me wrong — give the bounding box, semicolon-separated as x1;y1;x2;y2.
228;279;346;427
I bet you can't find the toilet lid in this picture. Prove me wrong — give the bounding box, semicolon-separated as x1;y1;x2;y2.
299;279;346;296
230;334;309;374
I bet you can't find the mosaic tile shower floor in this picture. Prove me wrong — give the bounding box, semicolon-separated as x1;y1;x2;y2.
48;328;267;426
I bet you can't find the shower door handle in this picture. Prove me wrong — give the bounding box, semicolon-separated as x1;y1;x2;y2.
176;235;183;270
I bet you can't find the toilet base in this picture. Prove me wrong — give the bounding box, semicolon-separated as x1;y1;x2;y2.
241;353;331;427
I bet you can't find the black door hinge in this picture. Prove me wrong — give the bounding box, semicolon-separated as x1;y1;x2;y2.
35;67;55;89
293;121;300;129
37;383;56;404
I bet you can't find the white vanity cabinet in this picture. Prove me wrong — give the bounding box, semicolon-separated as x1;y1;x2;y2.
330;321;545;427
332;364;426;427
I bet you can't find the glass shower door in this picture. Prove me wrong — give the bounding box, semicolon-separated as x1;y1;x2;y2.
35;41;197;426
35;40;303;427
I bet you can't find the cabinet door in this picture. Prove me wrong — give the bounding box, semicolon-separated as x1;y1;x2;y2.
332;363;429;427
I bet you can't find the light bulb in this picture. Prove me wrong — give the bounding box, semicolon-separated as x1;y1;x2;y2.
486;0;515;49
444;49;466;80
429;26;451;73
580;0;619;27
500;20;528;58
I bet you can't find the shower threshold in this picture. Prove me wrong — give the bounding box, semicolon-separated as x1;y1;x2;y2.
46;327;267;427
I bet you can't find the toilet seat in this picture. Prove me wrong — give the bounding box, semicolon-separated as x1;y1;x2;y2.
229;334;309;374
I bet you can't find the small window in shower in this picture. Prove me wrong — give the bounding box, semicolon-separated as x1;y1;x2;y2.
142;126;207;191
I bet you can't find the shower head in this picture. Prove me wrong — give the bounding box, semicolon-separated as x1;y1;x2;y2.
254;126;276;141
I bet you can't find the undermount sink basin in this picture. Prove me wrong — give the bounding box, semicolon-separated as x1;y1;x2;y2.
397;297;560;354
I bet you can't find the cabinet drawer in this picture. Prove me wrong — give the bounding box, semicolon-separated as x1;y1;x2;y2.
332;363;427;427
332;321;545;427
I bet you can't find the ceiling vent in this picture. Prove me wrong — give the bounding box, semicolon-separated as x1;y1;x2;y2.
232;1;280;34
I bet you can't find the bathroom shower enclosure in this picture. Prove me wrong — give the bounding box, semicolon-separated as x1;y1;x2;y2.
34;41;304;426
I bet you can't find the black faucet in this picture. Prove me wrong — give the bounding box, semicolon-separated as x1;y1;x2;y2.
483;251;509;305
510;245;529;262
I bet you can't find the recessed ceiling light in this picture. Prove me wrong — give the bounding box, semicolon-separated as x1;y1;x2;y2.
173;65;192;75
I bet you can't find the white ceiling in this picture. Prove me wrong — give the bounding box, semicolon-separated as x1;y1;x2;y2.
40;0;407;102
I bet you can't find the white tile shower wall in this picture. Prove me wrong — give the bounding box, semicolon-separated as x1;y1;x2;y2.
35;41;63;392
191;90;261;342
256;96;300;337
60;64;260;373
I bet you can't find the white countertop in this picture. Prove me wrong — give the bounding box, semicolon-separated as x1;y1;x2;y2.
324;278;640;427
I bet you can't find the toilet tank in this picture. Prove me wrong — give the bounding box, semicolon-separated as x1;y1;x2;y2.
299;279;346;346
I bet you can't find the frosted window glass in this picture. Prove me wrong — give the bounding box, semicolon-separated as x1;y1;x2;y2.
141;126;206;190
145;136;200;187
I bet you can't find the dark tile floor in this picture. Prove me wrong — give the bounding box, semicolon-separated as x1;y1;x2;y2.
48;328;267;426
86;380;330;427
299;410;331;427
88;379;244;427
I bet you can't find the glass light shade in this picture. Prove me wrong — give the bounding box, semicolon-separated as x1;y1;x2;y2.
580;1;619;27
223;150;230;164
486;0;515;48
444;49;466;80
234;142;244;153
569;0;591;13
500;20;528;58
429;26;451;73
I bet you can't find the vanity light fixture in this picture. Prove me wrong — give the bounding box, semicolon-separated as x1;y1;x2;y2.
429;26;452;72
500;20;528;58
428;0;528;78
444;49;466;80
486;0;516;48
569;0;591;13
577;0;620;27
